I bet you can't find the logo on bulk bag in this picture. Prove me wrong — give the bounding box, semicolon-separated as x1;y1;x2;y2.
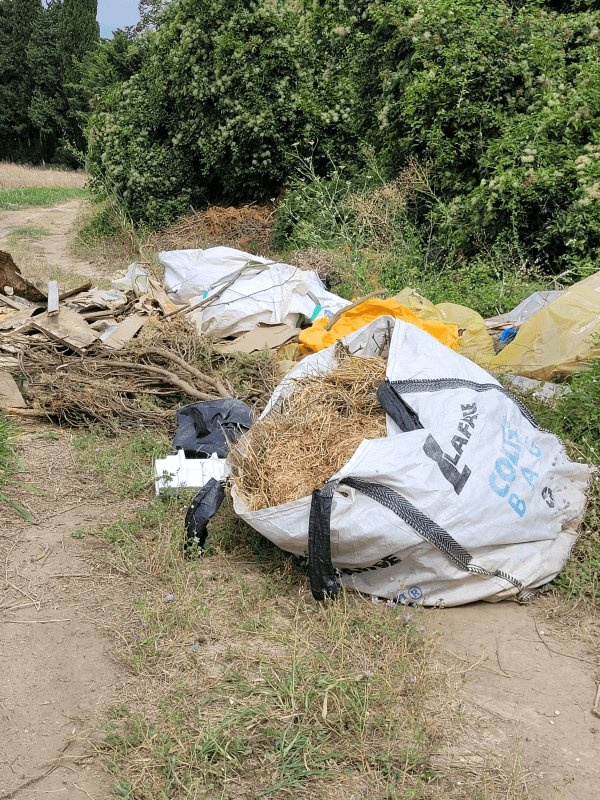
397;586;423;604
422;403;478;495
341;554;402;576
542;487;555;508
488;416;542;517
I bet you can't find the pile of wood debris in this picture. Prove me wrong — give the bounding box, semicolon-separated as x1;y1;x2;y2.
0;251;276;430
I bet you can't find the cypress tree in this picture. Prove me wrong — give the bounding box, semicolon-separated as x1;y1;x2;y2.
0;0;18;158
13;0;43;151
58;0;99;150
27;0;65;162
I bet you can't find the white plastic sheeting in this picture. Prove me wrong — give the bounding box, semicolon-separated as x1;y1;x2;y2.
159;247;348;339
231;317;593;606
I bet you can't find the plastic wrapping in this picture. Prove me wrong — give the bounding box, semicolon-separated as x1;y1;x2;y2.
159;247;348;339
395;288;496;368
173;399;253;458
299;297;458;354
184;478;226;552
490;272;600;380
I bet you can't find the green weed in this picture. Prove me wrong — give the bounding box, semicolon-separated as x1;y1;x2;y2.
0;417;36;522
9;226;50;237
275;155;556;315
74;427;172;498
0;186;88;210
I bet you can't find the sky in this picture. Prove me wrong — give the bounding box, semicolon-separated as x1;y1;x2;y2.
97;0;141;38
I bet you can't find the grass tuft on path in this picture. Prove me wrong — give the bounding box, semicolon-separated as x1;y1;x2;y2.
0;186;88;210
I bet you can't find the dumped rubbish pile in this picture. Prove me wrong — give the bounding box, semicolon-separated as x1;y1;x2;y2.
1;241;598;607
0;248;288;425
228;317;595;606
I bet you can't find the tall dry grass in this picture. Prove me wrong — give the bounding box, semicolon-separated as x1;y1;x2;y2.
0;162;88;190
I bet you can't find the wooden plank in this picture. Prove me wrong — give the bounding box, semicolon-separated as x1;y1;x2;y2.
0;293;26;310
30;306;100;354
0;305;40;332
47;281;59;316
102;313;147;350
58;281;92;301
0;372;26;408
81;309;116;321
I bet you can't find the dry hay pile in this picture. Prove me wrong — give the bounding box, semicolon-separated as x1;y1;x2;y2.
152;204;276;254
289;248;338;280
229;355;387;510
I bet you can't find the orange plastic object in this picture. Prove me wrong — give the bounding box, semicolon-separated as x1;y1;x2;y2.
299;298;458;354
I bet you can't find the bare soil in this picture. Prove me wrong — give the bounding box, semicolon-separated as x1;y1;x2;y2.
0;200;105;284
0;430;131;799
426;600;600;800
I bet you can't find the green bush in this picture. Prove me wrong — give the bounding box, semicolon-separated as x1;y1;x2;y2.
354;0;600;276
86;0;359;227
86;0;600;274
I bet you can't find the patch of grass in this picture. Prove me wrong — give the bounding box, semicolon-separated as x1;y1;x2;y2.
78;431;532;800
0;186;88;210
92;497;450;798
0;417;35;522
73;187;154;277
74;428;172;498
9;226;50;237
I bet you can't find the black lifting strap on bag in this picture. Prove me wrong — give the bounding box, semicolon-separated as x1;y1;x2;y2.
377;379;423;432
308;483;339;601
307;475;523;600
184;478;226;554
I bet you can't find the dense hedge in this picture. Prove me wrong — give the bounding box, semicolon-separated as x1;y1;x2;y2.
86;0;359;227
86;0;600;275
356;0;600;274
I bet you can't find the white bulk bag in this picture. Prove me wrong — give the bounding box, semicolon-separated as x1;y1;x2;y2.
230;317;594;606
159;246;348;339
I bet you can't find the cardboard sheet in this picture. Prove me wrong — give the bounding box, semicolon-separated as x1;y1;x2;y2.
0;372;26;408
219;324;298;354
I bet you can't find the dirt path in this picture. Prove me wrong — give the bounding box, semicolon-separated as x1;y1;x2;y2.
0;200;106;284
0;430;132;799
427;600;600;799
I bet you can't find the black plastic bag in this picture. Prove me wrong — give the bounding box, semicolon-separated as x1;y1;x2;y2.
173;399;253;459
184;478;226;553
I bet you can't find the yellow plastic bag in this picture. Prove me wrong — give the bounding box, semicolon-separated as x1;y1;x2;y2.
490;272;600;381
299;297;458;354
394;289;496;368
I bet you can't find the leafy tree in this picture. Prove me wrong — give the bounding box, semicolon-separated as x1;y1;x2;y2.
58;0;99;149
80;29;142;101
27;0;65;162
0;0;18;158
352;0;600;274
85;0;359;226
126;0;170;38
3;0;43;157
84;0;600;278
